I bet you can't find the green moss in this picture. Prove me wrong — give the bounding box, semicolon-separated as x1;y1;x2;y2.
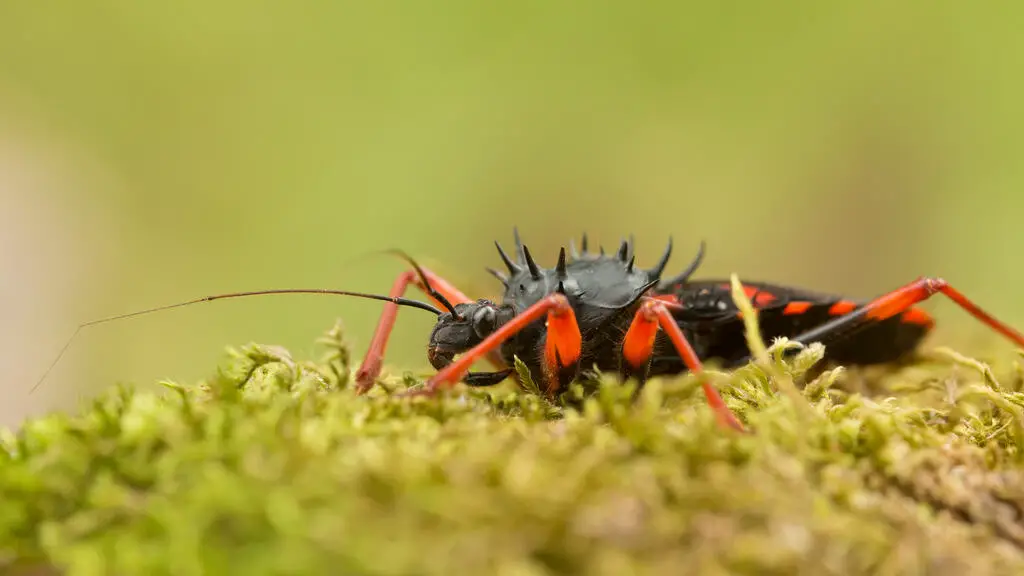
6;314;1024;575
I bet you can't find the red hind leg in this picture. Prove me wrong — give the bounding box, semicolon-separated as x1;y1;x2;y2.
355;268;476;394
405;293;582;397
783;277;1024;352
622;299;746;432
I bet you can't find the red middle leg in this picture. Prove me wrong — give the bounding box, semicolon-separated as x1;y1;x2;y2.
621;299;746;432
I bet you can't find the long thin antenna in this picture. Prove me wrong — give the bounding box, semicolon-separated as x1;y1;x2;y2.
32;288;442;395
381;248;461;317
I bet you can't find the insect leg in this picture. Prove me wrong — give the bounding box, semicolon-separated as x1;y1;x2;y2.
354;267;475;393
403;293;581;398
772;277;1024;354
621;299;746;432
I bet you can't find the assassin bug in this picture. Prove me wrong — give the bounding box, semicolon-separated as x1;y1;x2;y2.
35;229;1024;434
349;229;1024;433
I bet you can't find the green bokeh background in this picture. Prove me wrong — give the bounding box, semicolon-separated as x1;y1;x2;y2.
3;3;1023;426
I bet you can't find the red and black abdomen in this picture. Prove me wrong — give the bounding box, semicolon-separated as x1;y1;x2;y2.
653;280;934;371
751;294;932;365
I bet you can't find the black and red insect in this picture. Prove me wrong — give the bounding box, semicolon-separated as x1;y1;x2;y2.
37;229;1024;433
349;229;1024;432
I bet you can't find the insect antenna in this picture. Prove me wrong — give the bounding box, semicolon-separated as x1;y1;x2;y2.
32;287;443;395
382;249;461;317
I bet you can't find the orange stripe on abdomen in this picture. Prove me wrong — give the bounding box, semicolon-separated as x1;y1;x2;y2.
783;301;812;315
828;300;857;316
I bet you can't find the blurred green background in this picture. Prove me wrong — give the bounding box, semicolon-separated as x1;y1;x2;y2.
3;3;1023;427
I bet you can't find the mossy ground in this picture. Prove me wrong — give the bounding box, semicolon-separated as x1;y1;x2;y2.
7;312;1024;575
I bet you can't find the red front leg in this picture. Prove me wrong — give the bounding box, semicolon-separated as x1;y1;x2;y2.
406;293;582;397
354;268;475;394
622;299;746;432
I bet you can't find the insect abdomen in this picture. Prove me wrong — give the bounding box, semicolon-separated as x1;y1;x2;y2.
754;300;934;365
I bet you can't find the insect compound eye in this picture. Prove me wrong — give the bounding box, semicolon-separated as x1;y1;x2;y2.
471;306;498;338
